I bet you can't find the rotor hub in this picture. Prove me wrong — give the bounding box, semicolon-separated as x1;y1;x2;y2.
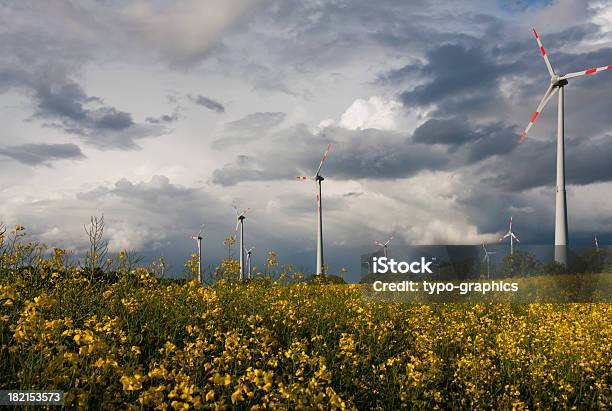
551;75;568;87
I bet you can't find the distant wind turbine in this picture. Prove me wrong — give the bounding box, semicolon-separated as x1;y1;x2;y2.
297;143;331;276
374;235;394;258
595;235;599;251
245;246;255;279
482;244;496;279
190;224;204;283
234;206;249;281
518;28;611;266
499;216;520;255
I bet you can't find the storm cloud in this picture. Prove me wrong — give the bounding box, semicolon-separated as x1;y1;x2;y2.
0;143;85;166
188;94;225;113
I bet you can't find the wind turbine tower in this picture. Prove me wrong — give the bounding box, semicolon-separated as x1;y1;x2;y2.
297;143;331;276
519;28;611;266
245;246;254;279
191;224;204;283
234;207;249;281
374;235;394;258
482;244;496;279
500;216;520;256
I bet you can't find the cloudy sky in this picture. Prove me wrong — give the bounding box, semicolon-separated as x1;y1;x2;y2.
1;0;611;281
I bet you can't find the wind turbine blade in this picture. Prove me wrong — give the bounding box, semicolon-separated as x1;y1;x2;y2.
518;84;558;144
296;176;309;181
532;28;555;77
242;208;250;217
511;233;520;242
315;143;331;177
197;224;205;237
374;240;383;246
235;219;241;232
482;244;488;253
560;65;612;80
500;233;511;241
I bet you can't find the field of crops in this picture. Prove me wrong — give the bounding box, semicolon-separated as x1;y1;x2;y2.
1;229;611;409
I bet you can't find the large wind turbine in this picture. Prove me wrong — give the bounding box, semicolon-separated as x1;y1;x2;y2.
499;216;520;256
190;224;204;283
374;235;394;258
519;28;611;266
482;244;496;279
234;206;249;281
297;143;331;276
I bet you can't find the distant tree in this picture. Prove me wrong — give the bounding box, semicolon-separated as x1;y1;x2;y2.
541;260;567;275
500;250;540;277
572;248;612;273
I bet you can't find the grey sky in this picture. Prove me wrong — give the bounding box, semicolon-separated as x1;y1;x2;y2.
1;0;611;281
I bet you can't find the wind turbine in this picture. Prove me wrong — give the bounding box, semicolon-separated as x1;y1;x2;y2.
245;246;255;279
234;206;249;281
499;216;520;255
297;143;331;276
595;235;599;251
518;28;611;266
190;224;204;283
374;235;394;258
482;244;496;279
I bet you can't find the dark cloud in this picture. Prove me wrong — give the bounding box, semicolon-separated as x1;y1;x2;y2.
0;27;168;151
481;134;612;191
211;125;452;185
146;109;180;124
412;117;518;162
0;143;85;166
413;117;477;145
399;43;522;113
225;112;286;134
77;175;198;205
211;112;286;149
188;94;225;113
0;68;169;149
211;112;530;185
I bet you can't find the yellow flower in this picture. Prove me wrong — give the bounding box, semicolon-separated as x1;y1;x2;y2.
120;374;145;391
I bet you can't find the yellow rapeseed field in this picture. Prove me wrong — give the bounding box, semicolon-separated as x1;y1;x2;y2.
0;227;611;409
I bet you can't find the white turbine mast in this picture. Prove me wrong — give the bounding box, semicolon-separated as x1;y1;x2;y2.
499;216;520;256
482;244;496;279
245;246;255;279
234;205;250;281
374;235;394;258
190;223;205;283
594;235;599;251
519;28;611;266
297;143;331;276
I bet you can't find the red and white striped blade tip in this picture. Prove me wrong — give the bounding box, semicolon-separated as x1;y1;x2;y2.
296;176;309;181
321;144;331;160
